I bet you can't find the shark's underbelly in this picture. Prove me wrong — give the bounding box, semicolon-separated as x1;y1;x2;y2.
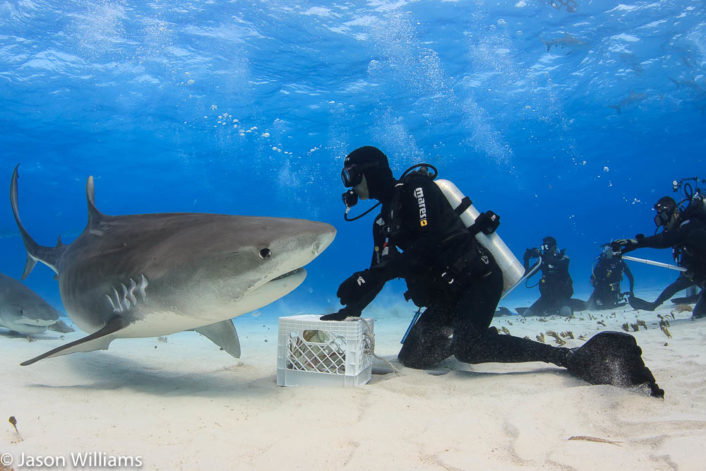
58;262;306;337
60;288;255;337
61;295;244;337
113;311;229;337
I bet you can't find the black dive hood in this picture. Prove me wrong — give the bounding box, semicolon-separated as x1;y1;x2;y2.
342;163;438;222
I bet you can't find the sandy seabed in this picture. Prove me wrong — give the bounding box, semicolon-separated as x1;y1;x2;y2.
1;300;705;471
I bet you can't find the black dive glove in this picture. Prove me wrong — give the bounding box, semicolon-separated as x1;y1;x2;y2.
322;270;386;321
611;238;639;254
523;248;540;265
336;269;384;306
321;305;362;321
470;211;500;235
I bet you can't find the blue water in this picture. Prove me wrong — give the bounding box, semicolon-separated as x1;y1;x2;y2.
1;0;704;323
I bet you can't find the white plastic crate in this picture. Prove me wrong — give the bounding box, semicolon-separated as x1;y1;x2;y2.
277;315;375;387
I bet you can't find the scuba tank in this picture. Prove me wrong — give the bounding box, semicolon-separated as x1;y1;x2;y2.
434;179;524;294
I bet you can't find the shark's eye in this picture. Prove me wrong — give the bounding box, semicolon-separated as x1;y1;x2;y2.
259;248;271;259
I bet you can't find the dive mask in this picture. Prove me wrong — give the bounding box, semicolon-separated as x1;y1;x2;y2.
341;162;375;188
653;200;676;227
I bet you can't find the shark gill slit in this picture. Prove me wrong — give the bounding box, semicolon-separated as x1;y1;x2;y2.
104;274;149;313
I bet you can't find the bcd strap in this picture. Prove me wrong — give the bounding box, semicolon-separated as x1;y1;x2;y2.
454;196;472;215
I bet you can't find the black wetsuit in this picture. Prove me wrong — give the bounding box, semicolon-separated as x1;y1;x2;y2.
627;215;706;316
525;249;574;316
588;255;634;309
326;149;663;395
346;171;569;369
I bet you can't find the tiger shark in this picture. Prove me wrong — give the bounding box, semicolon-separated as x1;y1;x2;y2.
10;166;336;365
0;272;73;336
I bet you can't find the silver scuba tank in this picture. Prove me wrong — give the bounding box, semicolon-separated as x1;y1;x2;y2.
434;179;525;294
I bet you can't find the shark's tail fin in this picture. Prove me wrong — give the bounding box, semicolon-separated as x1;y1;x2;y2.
10;165;63;278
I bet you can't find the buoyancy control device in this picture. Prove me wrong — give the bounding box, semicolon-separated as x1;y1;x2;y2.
434;179;525;295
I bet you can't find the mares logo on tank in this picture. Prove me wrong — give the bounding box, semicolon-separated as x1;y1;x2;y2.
413;187;428;227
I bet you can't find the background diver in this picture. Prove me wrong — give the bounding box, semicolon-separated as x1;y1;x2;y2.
321;145;662;397
613;194;706;318
587;244;635;310
522;236;586;316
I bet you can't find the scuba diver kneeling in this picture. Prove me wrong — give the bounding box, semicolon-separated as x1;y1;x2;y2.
321;146;663;398
613;183;706;319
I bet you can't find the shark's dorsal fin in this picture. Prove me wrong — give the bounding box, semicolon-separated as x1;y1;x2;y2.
86;176;104;226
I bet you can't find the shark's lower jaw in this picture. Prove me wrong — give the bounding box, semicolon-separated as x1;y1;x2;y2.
236;267;307;314
2;321;49;335
19;319;55;327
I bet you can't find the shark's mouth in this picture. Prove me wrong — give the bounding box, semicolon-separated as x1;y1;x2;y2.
18;318;55;327
271;267;305;282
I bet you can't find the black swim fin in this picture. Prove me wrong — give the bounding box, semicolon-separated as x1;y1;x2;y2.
565;331;664;398
628;295;657;311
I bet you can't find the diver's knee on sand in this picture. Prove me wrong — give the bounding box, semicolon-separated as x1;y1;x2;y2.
398;322;454;369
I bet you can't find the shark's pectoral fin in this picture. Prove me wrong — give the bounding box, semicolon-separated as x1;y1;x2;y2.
49;319;75;333
194;320;241;358
21;316;127;366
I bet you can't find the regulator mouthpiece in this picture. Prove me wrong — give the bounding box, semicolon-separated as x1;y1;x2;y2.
342;189;358;209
